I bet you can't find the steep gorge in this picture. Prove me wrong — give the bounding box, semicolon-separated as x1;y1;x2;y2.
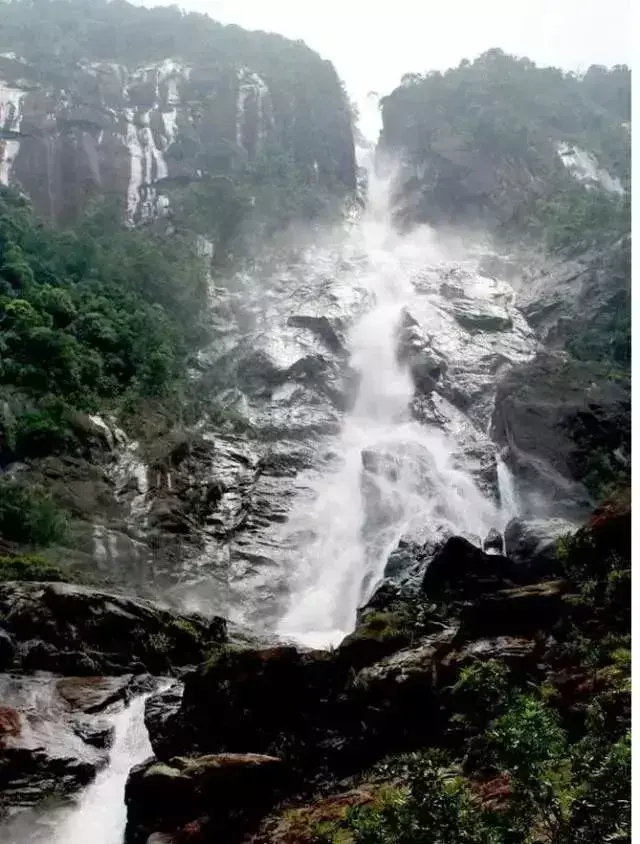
0;9;631;844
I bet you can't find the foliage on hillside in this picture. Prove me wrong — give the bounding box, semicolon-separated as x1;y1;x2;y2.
0;188;209;410
379;49;630;245
317;499;631;844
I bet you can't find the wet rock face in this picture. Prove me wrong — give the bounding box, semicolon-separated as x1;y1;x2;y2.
0;582;227;675
514;236;630;360
125;753;284;844
492;352;630;518
456;580;570;641
0;673;135;817
0;41;356;225
421;536;513;599
504;517;575;576
126;494;630;844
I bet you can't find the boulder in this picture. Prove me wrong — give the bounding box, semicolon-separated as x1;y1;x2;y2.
395;308;446;395
0;582;227;675
504;517;575;578
125;753;284;844
287;315;346;355
284;355;359;411
483;528;503;554
457;580;570;641
0;675;109;815
421;536;513;599
336;611;414;671
144;682;184;760
453;302;513;332
438;635;541;685
150;646;338;764
56;675;135;714
71;716;115;749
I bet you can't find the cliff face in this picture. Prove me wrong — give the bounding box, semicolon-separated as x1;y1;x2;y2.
0;0;356;234
378;51;629;235
377;50;630;374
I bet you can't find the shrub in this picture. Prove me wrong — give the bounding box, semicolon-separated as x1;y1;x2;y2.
0;479;68;546
0;553;69;582
13;406;76;458
450;660;511;730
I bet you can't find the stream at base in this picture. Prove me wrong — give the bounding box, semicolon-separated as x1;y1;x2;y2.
2;690;158;844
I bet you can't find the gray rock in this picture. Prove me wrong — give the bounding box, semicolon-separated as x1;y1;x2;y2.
0;582;227;675
483;528;504;554
0;629;15;670
287;315;346;355
452;302;513;332
0;674;109;814
71;716;116;749
504;517;576;575
492;352;629;518
56;675;135;714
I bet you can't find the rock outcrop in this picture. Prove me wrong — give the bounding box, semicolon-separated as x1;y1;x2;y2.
121;491;629;842
492;352;630;517
0;581;227;675
0;672;150;819
0;0;356;234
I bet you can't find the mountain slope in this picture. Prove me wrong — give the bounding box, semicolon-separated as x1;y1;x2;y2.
378;49;629;241
0;0;356;253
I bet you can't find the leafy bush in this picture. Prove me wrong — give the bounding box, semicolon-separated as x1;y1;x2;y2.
337;753;499;844
0;189;209;413
0;553;69;582
12;406;76;459
0;479;68;546
450;660;511;731
324;695;629;844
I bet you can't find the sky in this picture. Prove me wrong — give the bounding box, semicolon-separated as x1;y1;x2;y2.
140;0;632;138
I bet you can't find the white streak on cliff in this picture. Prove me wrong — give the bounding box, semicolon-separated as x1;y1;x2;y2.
557;141;624;194
124;109;143;220
236;67;270;154
0;83;26;185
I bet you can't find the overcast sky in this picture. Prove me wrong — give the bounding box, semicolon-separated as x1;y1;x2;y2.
142;0;632;137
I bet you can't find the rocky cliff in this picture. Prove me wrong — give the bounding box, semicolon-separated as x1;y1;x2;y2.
0;31;630;844
378;51;629;235
0;0;356;246
378;49;631;507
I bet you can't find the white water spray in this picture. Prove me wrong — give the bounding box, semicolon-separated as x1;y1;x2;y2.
276;168;518;649
50;691;157;844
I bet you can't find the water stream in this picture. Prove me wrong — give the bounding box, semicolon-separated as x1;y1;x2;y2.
48;692;155;844
275;169;531;648
1;690;158;844
1;166;535;841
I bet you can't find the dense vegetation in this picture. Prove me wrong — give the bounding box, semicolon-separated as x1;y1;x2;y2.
0;188;208;411
379;49;630;246
318;498;631;844
0;185;211;543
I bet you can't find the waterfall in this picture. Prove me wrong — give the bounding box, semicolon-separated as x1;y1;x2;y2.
496;455;520;526
47;691;154;844
275;168;524;649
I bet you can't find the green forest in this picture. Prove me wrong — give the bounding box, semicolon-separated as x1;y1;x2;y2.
0;185;209;543
379;49;630;247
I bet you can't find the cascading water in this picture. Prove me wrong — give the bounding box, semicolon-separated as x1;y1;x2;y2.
496;454;520;525
276;166;528;648
3;689;160;844
48;691;155;844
